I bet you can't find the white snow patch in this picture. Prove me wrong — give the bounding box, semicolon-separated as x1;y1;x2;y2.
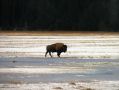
0;81;119;90
0;35;119;59
0;67;94;74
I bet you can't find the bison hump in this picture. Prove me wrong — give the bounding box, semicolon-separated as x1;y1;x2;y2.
55;43;64;50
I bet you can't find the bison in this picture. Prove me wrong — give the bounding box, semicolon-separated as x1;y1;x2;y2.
45;43;67;57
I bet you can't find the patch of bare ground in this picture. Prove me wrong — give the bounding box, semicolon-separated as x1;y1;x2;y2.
82;88;95;90
69;82;76;85
7;80;23;84
0;31;119;36
74;85;94;90
68;81;95;90
53;87;63;90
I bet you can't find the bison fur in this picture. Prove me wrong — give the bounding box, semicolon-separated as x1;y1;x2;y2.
45;43;67;57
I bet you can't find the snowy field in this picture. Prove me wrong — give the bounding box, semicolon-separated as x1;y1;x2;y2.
0;35;119;58
1;81;119;90
0;57;119;90
0;33;119;90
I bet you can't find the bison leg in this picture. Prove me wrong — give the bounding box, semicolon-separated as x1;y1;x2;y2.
45;51;48;57
49;52;52;57
57;52;61;57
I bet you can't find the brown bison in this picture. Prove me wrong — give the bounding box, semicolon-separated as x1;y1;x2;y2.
45;43;67;57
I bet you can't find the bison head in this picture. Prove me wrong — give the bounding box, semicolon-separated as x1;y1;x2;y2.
62;45;67;52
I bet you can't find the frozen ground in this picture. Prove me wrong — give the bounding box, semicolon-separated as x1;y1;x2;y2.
1;81;119;90
0;35;119;58
0;57;119;90
0;33;119;90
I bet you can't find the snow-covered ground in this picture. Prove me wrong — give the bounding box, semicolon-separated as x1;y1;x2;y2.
0;35;119;58
0;81;119;90
0;34;119;90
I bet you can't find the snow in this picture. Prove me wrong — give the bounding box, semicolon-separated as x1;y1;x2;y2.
0;81;119;90
0;35;119;58
0;34;119;89
0;67;94;74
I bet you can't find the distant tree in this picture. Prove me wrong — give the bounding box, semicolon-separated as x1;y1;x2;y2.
0;0;119;31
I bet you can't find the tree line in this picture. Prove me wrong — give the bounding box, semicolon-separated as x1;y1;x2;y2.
0;0;119;31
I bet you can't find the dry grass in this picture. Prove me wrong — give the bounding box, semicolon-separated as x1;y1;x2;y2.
76;86;95;90
53;87;63;90
0;31;119;36
82;88;95;90
69;81;76;85
8;80;23;84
